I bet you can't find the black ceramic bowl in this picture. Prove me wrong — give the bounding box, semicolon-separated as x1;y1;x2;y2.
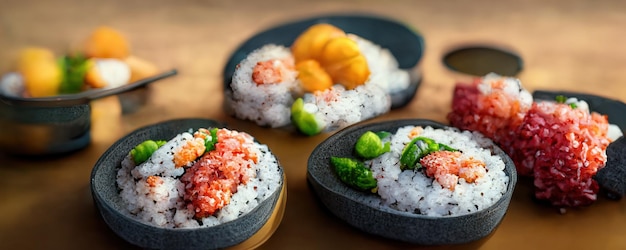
0;69;176;156
90;118;285;250
533;90;626;199
223;13;425;109
307;119;517;245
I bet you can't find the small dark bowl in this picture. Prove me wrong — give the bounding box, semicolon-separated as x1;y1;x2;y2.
533;90;626;199
90;118;284;250
223;13;425;109
307;119;517;245
0;69;176;156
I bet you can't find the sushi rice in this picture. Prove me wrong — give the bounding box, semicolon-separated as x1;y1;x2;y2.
369;126;509;216
226;33;408;132
116;128;282;228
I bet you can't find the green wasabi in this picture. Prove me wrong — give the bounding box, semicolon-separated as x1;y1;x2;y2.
131;140;167;164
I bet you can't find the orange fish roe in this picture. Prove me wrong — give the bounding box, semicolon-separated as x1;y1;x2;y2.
252;59;290;85
181;128;258;219
173;136;206;168
459;157;487;183
420;151;487;190
407;126;423;139
146;175;163;187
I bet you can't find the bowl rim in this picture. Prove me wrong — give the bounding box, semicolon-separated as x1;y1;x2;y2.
89;118;285;233
0;69;177;108
307;118;518;220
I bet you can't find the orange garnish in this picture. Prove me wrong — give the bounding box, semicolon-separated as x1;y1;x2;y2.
291;24;370;91
295;59;333;92
84;26;130;59
291;24;345;62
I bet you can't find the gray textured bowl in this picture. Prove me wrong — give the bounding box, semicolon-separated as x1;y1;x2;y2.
90;118;284;250
307;119;517;245
0;69;176;156
0;102;91;156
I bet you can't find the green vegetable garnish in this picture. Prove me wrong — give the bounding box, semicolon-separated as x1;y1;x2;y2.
131;140;167;164
57;54;90;94
375;131;391;140
291;98;323;136
200;127;219;152
330;156;377;192
400;137;457;170
555;95;577;109
355;131;391;159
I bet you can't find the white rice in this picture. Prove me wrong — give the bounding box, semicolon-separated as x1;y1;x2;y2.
301;83;391;132
226;44;299;128
116;131;282;228
369;126;509;216
349;34;410;94
478;72;534;109
227;33;409;132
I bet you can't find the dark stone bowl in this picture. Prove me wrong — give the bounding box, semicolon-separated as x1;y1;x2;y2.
223;13;425;110
0;69;177;156
307;119;517;245
90;118;284;250
0;102;91;156
533;90;626;199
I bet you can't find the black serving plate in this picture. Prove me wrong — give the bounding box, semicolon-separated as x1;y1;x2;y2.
222;13;425;109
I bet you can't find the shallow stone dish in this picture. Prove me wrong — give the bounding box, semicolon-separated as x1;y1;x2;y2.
90;118;285;250
307;119;517;245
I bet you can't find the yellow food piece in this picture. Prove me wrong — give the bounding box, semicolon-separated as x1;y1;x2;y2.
124;55;159;82
17;47;55;69
292;23;345;63
295;59;333;92
318;36;361;66
291;24;370;91
17;47;62;97
84;26;130;59
325;55;370;90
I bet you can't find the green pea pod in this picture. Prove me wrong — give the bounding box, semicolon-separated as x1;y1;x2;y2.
400;137;458;170
131;140;167;165
400;137;428;170
355;131;391;159
330;156;377;192
438;143;458;152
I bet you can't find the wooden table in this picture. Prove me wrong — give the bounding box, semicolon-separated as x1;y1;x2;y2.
1;0;625;249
